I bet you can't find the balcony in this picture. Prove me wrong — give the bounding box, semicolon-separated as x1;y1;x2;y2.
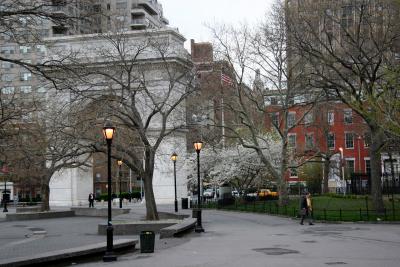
133;0;159;15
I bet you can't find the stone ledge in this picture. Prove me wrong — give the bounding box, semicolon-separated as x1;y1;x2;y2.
0;239;138;267
98;220;180;235
16;206;42;213
160;218;197;239
71;207;130;217
6;211;75;221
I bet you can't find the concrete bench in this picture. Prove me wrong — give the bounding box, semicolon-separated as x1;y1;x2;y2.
159;218;197;239
71;207;130;217
98;220;179;235
0;239;137;267
16;206;42;213
6;211;75;221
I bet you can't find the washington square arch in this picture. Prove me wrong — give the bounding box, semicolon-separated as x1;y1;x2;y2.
43;28;193;207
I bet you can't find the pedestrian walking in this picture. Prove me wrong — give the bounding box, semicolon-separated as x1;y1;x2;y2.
300;192;314;225
88;193;95;208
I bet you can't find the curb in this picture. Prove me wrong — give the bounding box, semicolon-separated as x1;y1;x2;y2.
0;239;138;267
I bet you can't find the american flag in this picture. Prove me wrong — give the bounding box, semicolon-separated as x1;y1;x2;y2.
221;73;233;86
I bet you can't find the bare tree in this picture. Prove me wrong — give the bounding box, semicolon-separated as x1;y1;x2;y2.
209;1;320;205
45;30;195;220
3;91;92;211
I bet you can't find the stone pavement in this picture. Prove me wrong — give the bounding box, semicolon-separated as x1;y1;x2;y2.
1;203;400;267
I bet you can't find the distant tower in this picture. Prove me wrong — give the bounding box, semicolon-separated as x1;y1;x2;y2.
253;69;264;91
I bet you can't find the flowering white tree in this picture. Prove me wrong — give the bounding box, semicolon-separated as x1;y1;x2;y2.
185;133;282;194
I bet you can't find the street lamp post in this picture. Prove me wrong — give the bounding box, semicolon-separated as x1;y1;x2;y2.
102;121;117;262
3;178;7;213
117;160;123;209
357;135;362;172
194;141;204;233
171;153;178;212
339;147;346;196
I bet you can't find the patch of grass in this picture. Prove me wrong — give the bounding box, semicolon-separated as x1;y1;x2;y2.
202;195;400;222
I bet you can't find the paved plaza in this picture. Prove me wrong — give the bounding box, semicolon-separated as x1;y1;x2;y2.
0;203;400;267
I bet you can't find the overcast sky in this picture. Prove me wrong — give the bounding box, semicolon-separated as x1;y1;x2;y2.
162;0;274;50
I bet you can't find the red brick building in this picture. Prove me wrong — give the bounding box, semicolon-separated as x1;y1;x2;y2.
265;99;371;187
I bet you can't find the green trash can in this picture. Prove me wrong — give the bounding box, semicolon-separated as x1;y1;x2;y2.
140;231;155;253
181;198;188;209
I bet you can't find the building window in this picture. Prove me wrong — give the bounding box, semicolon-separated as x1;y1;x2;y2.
346;159;355;176
2;62;14;69
20;86;32;93
327;133;335;149
37;86;47;93
288;134;296;148
116;1;127;10
1;73;13;82
304;112;313;125
19;45;31;54
270;97;278;105
0;46;15;54
36;45;46;53
305;133;314;150
1;86;15;94
20;72;32;81
287;112;296;128
365;159;371;174
289;168;298;177
344;109;352;124
270;112;279;127
364;133;370;148
345;132;354;149
328;111;334;125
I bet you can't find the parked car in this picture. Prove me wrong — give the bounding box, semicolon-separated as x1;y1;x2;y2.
203;188;215;198
257;189;279;199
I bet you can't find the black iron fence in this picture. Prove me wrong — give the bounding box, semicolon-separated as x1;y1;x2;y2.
194;196;400;222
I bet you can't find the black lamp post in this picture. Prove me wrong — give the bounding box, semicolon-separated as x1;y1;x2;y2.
117;160;123;209
193;141;204;233
102;121;117;262
171;152;178;212
2;177;7;213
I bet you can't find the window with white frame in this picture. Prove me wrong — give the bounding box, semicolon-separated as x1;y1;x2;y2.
304;112;313;125
20;72;32;81
20;86;32;93
365;158;371;174
344;109;352;124
37;86;47;93
289;167;298;177
345;132;354;148
1;86;15;94
327;133;335;149
287;112;296;128
19;45;31;54
288;134;296;148
328;111;334;125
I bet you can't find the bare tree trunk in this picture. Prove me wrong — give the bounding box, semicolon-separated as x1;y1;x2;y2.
370;125;385;214
41;181;50;211
143;151;159;220
279;140;289;205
